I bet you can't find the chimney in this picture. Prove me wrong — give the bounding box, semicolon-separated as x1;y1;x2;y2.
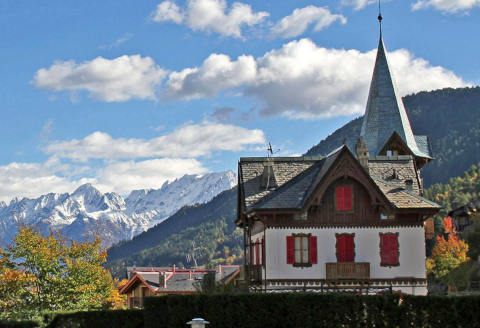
355;137;369;173
260;161;277;190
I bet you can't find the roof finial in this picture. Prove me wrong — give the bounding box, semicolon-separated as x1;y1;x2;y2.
378;0;383;35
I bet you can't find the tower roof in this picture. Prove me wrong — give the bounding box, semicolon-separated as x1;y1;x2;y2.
360;36;424;158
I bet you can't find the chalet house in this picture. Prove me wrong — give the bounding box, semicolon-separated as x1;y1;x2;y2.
449;199;480;233
236;32;441;295
119;265;240;308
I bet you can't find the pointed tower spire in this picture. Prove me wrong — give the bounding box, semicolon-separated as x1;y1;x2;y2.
360;13;421;157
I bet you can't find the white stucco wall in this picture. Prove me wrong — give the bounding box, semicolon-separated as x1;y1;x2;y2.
264;226;426;280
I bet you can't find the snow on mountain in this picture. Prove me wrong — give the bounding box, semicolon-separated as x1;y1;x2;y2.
0;171;236;247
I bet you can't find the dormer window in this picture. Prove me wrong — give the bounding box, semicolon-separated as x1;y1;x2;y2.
335;186;353;211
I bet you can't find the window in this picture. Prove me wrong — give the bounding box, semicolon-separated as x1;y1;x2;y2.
336;233;355;262
336;186;353;211
380;233;399;266
286;234;317;267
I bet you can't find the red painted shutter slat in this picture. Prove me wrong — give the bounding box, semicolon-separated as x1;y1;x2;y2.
344;187;352;210
286;236;294;264
381;234;399;265
309;236;317;264
255;239;260;265
336;187;344;210
261;238;265;266
345;235;354;262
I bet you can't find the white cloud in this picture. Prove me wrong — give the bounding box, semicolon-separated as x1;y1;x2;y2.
95;158;207;195
271;6;346;38
33;55;167;102
151;0;269;38
0;159;93;202
0;119;266;200
164;38;468;119
152;1;184;23
341;0;376;10
44;121;266;161
164;54;256;100
412;0;480;13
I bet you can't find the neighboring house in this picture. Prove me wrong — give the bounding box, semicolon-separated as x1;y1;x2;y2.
236;31;441;295
449;199;480;232
119;265;240;308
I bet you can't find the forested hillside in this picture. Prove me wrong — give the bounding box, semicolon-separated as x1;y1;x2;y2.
106;188;242;278
425;162;480;218
306;87;480;187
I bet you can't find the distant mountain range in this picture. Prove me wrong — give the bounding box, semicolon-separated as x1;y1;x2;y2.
0;171;236;247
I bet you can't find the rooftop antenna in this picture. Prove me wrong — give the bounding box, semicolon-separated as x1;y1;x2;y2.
266;142;280;158
378;0;383;35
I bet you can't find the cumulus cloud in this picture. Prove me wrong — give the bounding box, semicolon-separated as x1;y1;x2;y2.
95;158;207;195
164;54;256;100
412;0;480;13
152;1;184;23
151;0;269;38
44;121;266;161
341;0;377;10
33;55;167;102
164;38;468;119
271;6;346;38
0;159;93;202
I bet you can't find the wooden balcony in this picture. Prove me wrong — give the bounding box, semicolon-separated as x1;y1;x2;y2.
326;262;370;280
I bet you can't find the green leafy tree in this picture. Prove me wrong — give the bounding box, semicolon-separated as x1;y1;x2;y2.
0;227;124;319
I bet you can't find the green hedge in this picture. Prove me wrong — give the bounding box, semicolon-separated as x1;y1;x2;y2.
143;294;480;328
45;309;143;328
0;321;39;328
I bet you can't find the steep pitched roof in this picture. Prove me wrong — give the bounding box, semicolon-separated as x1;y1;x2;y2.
239;146;440;213
360;36;421;157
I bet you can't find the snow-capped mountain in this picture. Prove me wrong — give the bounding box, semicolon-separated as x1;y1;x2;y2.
0;171;236;247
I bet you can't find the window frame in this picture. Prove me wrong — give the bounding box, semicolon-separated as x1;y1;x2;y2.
292;233;312;268
335;185;354;213
379;232;400;267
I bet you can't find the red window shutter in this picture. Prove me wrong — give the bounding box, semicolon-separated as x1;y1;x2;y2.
286;236;294;264
344;187;352;210
261;238;265;266
255;239;260;265
309;236;317;264
381;234;399;266
336;187;345;210
337;234;354;262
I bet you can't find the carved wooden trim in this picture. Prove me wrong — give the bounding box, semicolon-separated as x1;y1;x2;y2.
304;151;392;212
379;232;400;267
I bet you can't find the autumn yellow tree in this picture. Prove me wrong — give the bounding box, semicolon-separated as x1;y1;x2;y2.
427;217;469;282
0;226;123;318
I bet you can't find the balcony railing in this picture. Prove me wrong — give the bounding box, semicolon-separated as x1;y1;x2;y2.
326;262;370;280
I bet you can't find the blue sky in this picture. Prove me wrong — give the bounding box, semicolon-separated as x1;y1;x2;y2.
0;0;478;201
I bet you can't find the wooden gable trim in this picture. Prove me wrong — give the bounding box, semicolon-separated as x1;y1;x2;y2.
303;147;393;212
119;273;156;295
378;131;414;157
